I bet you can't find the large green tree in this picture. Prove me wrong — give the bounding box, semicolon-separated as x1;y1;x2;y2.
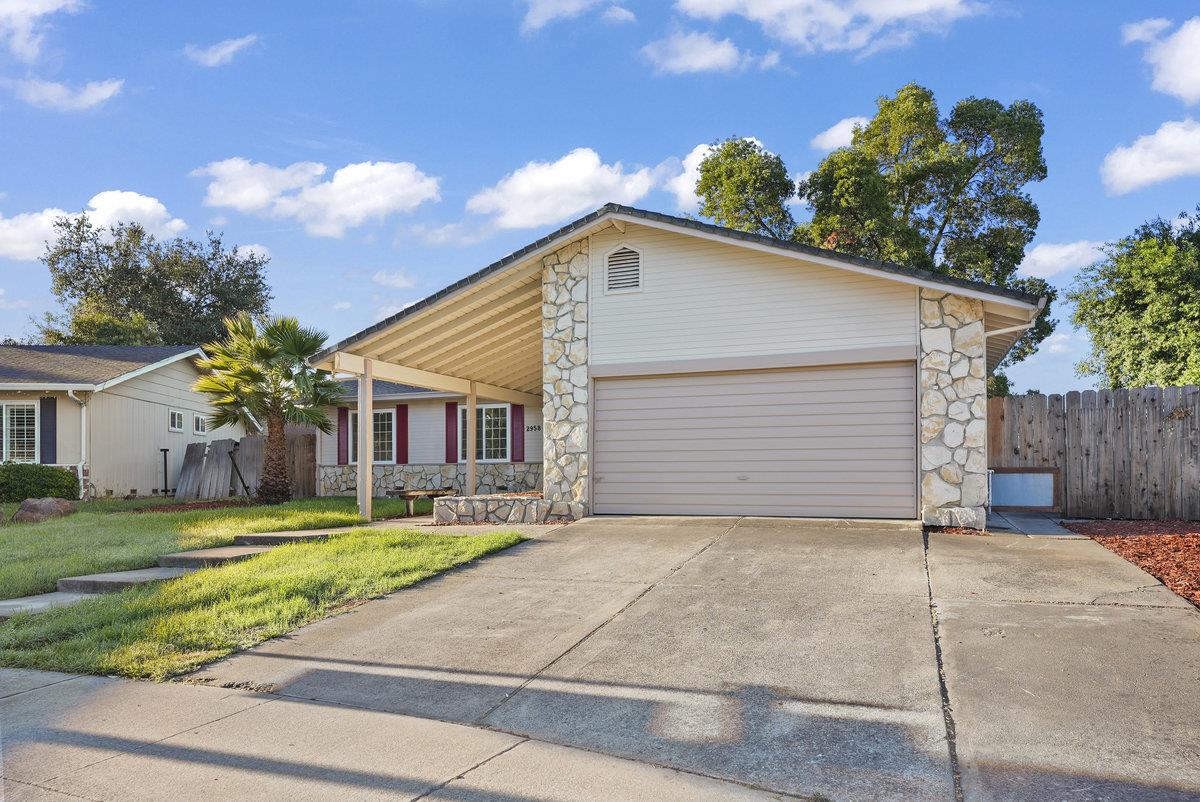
39;216;272;346
1069;211;1200;388
194;314;344;504
695;83;1056;369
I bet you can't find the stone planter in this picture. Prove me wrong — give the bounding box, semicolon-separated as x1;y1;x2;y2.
433;493;584;524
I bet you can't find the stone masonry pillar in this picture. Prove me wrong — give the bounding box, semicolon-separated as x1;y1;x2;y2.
919;289;988;528
542;239;589;510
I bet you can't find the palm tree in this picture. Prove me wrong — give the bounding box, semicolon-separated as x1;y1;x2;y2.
195;314;344;504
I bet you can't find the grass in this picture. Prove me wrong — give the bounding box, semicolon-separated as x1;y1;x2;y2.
0;497;425;600
0;528;524;679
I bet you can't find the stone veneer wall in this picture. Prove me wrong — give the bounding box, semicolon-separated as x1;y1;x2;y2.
318;463;541;497
434;494;584;525
919;289;989;528
542;238;590;509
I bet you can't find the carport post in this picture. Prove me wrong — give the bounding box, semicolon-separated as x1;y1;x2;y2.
466;382;477;495
357;360;373;520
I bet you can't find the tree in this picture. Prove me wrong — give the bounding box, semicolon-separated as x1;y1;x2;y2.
986;372;1011;398
696;138;796;239
1069;210;1200;388
39;216;272;345
194;314;344;504
695;83;1057;368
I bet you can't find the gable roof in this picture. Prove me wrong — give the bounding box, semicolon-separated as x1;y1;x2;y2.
314;203;1044;366
0;345;202;389
336;379;442;399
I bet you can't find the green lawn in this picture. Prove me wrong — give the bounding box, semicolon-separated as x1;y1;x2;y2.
0;497;426;600
0;528;523;679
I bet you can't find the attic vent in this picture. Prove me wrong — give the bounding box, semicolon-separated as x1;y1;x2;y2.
606;247;641;292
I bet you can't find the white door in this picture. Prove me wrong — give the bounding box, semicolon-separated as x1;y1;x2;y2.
592;362;917;518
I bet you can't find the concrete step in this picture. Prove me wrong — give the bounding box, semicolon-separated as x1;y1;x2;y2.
158;545;274;568
0;591;99;621
57;566;191;594
234;531;332;546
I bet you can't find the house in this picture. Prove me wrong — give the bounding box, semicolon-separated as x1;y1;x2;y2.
312;204;1045;528
0;345;243;498
316;379;541;497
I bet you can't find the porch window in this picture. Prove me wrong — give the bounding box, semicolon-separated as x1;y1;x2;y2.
459;404;509;462
349;409;396;463
1;402;38;463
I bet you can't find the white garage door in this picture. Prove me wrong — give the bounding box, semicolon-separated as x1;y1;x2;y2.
592;362;917;518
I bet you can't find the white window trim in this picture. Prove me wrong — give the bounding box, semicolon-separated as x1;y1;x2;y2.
458;403;510;463
603;242;644;296
193;414;207;436
349;408;397;465
168;409;185;433
1;401;39;464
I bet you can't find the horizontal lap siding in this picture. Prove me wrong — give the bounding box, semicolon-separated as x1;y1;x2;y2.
593;363;917;518
589;225;916;365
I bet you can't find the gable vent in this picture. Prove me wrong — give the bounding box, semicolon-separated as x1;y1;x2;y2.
606;247;642;292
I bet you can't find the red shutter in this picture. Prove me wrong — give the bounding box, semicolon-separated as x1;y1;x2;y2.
336;407;349;465
444;401;458;463
510;404;524;462
395;404;408;464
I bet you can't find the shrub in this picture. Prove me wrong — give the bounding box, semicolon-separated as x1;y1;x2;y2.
0;463;80;503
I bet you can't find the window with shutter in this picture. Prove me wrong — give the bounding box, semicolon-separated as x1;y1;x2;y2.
606;246;641;293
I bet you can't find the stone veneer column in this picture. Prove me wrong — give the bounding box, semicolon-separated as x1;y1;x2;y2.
919;289;988;528
541;239;589;508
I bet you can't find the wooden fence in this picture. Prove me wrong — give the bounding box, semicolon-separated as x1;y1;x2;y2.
176;431;316;501
988;387;1200;519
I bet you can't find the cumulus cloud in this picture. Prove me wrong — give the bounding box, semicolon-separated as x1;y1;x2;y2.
674;0;981;55
1123;17;1200;104
641;31;745;74
1044;332;1079;355
521;0;603;32
1101;118;1200;194
1018;240;1104;279
602;5;636;23
184;34;258;67
371;270;416;289
0;0;82;61
810;115;870;150
192;157;441;237
11;78;123;111
0;288;30;310
240;243;271;259
664;143;714;211
466;147;655;229
0;190;185;261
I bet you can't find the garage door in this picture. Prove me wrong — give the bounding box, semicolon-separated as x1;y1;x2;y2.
592;362;916;518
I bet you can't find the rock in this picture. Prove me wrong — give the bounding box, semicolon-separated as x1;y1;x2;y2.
922;350;951;371
920;327;952;354
921;390;948;417
942;295;979;325
964;419;986;448
11;497;76;524
965;450;987;473
920;300;942;326
949;356;969;379
948;401;971;421
943;421;965;448
921;416;946;443
960;474;988;507
939;463;963;484
921;474;960;507
953;321;985;357
922;443;953;470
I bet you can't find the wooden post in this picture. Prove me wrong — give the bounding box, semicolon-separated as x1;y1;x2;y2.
357;360;373;520
466;381;477;496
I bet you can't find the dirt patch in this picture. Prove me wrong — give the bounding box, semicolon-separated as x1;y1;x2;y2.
131;499;252;514
1066;520;1200;608
927;526;990;537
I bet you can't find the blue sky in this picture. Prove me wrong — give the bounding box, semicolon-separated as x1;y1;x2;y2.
1;0;1198;393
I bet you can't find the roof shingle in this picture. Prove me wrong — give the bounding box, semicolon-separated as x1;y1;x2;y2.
0;345;199;385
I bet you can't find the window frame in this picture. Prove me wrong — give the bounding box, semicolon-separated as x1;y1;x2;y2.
603;242;644;296
458;402;510;463
1;401;39;464
193;414;208;436
168;409;185;432
349;408;397;465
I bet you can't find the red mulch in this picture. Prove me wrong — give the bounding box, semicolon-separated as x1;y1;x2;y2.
1065;520;1200;608
130;499;252;514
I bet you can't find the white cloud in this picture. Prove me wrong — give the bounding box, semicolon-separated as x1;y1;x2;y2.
1101;118;1200;194
641;31;745;74
0;0;82;62
521;0;602;32
1045;332;1079;355
602;5;636;23
1123;17;1200;105
0;190;185;261
11;78;123;111
240;243;271;259
375;300;418;321
333;300;352;311
810;115;870;150
371;270;416;289
184;34;258;67
674;0;981;55
1018;240;1103;279
0;288;30;310
665;143;714;211
193;157;441;237
408;221;491;247
758;49;781;69
467;147;655;229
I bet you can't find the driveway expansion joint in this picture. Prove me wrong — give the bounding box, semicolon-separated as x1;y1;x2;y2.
408;738;529;801
923;529;964;802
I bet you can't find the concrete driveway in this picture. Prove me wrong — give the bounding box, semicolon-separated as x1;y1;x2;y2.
4;517;1199;801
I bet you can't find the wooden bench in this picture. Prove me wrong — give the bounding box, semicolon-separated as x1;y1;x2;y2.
385;487;456;517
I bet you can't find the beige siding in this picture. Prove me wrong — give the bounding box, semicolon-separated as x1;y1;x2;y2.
87;360;241;497
592;363;917;518
0;392;82;466
588;224;917;366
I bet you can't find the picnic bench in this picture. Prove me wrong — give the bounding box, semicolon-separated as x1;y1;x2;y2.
385;487;456;517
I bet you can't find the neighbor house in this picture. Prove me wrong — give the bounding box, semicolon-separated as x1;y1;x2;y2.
312;204;1044;528
0;345;243;498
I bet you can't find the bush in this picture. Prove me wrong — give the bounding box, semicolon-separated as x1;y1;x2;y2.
0;463;80;503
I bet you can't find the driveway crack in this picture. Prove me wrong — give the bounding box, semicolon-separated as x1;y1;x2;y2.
923;529;964;802
408;738;528;801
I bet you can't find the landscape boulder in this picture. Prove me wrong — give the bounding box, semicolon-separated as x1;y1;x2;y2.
11;497;77;524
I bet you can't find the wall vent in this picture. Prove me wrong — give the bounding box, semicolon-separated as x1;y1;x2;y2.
606;247;641;292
